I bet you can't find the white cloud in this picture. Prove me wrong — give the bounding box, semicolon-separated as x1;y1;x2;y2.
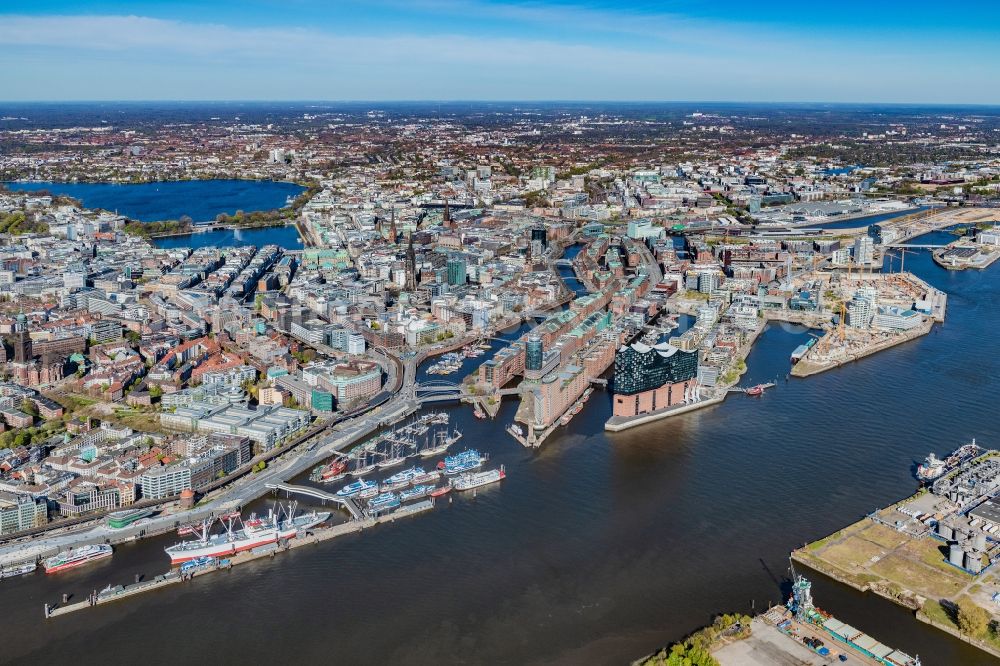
0;13;997;102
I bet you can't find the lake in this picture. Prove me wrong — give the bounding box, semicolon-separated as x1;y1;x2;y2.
149;225;303;251
3;179;306;223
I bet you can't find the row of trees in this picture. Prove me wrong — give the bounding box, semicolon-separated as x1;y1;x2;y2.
641;614;752;666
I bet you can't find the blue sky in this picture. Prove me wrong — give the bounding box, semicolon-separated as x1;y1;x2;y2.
4;0;1000;102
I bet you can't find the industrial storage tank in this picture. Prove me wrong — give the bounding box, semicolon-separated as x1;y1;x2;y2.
965;551;984;574
974;531;988;552
949;542;965;567
937;522;955;540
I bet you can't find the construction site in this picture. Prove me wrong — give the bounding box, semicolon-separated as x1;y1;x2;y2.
791;267;945;378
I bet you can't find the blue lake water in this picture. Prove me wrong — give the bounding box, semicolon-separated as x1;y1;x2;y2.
149;225;303;251
2;179;305;223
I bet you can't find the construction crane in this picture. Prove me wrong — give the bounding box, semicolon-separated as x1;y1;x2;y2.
838;301;847;343
885;247;917;274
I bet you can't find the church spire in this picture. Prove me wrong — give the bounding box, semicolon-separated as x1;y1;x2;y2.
405;231;417;291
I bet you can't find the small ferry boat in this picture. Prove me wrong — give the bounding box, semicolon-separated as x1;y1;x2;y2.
451;466;506;491
0;562;37;579
438;449;486;475
44;544;114;573
382;466;425;489
180;556;217;575
367;492;401;512
411;470;441;485
745;384;767;396
98;584;125;600
399;485;433;502
357;485;380;499
337;479;379;497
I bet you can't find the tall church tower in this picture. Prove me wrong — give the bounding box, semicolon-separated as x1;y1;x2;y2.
404;232;417;291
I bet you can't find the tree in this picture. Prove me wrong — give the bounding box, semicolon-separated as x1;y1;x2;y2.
21;399;38;417
957;600;991;637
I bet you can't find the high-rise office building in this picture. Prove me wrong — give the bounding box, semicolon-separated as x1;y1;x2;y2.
525;336;543;372
447;258;467;286
853;235;875;265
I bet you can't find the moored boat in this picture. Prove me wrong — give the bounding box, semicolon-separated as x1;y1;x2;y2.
411;470;441;485
337;479;379;497
0;562;37;579
429;485;452;497
399;485;433;501
164;505;328;564
450;466;506;491
367;492;401;512
917;453;946;481
44;544;113;573
437;449;486;475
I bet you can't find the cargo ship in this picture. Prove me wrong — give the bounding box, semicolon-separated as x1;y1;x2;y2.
916;439;981;482
163;505;329;565
107;507;154;529
788;576;920;666
451;466;505;491
44;544;114;573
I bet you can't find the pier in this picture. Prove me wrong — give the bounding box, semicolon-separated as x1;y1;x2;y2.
44;500;435;619
264;482;364;520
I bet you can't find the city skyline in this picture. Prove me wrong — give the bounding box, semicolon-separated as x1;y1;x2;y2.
5;0;1000;103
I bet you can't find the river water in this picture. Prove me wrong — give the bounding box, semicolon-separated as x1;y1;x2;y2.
1;230;997;665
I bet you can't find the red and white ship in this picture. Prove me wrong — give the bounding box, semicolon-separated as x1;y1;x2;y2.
164;504;329;565
44;544;113;573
